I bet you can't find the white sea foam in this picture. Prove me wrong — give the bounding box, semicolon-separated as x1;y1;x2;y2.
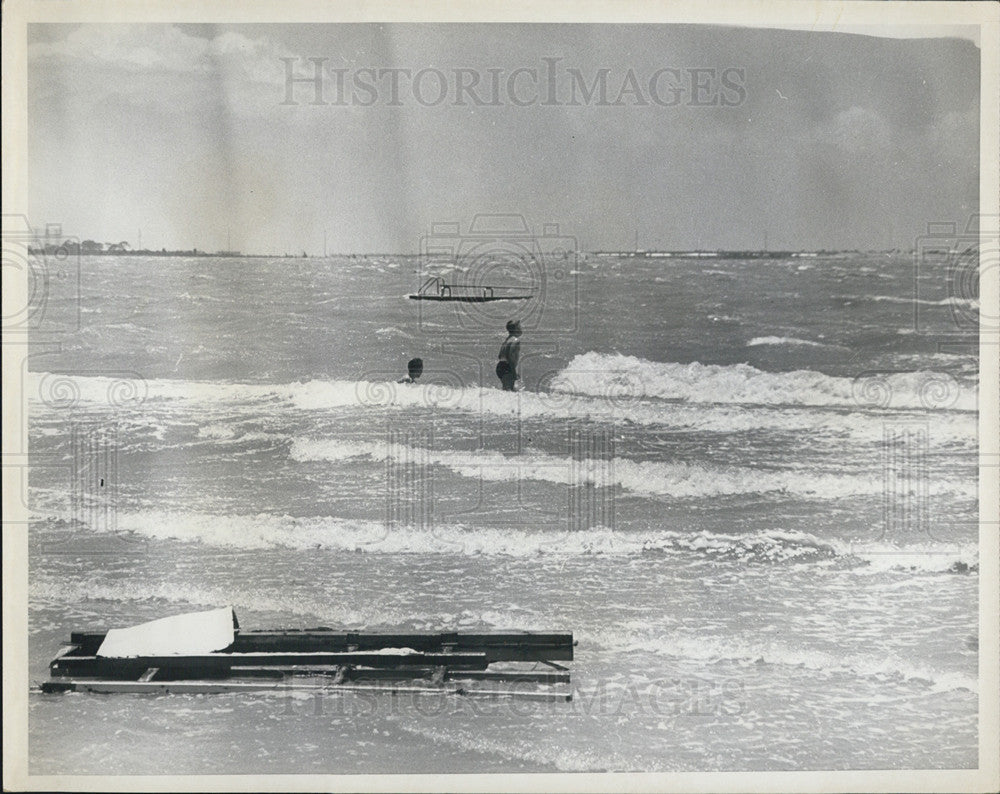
746;336;827;348
394;723;609;773
289;438;976;500
550;352;977;412
861;294;979;308
42;508;634;557
37;508;979;573
373;326;407;337
27;366;978;444
197;423;237;439
585;630;978;694
844;541;981;575
643;531;978;573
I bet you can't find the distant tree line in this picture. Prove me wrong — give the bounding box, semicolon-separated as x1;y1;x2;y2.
28;239;210;256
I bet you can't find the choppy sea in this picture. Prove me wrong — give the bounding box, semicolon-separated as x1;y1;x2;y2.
26;251;979;773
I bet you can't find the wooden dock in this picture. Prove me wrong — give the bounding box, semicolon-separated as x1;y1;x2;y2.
41;620;574;701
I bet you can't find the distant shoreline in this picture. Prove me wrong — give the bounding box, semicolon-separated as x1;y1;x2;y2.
28;248;917;260
28;247;268;258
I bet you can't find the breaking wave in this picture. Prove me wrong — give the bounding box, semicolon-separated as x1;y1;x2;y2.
746;336;828;348
842;294;979;309
32;510;979;572
290;438;976;500
549;352;977;412
27;369;978;443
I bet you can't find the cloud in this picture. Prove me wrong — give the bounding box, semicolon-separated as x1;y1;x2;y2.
26;24;980;252
29;24;291;85
822;106;893;155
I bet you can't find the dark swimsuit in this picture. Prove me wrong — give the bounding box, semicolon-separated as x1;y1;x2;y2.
496;360;517;391
497;335;519;391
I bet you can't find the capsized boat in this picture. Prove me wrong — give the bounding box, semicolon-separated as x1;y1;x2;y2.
408;276;534;302
39;607;574;701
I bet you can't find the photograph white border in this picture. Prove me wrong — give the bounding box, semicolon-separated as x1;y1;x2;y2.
3;2;997;791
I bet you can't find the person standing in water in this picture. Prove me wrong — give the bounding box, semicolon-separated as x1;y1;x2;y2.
496;320;522;391
398;357;423;384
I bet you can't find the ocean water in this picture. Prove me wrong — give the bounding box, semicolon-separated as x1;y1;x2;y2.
26;251;979;773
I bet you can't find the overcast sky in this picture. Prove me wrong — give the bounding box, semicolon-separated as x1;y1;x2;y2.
27;23;979;253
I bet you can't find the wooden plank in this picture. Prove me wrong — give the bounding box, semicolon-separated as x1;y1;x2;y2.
41;680;284;695
232;665;433;681
38;681;77;694
63;630;574;661
51;651;489;679
52;645;78;660
71;630;571;643
229;666;571;685
230;631;574;662
38;678;572;701
408;295;534;302
447;670;570;684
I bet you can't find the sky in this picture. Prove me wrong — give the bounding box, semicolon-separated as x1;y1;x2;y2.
26;23;980;254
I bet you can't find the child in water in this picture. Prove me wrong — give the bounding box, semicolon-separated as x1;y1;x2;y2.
398;357;423;384
496;320;522;391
